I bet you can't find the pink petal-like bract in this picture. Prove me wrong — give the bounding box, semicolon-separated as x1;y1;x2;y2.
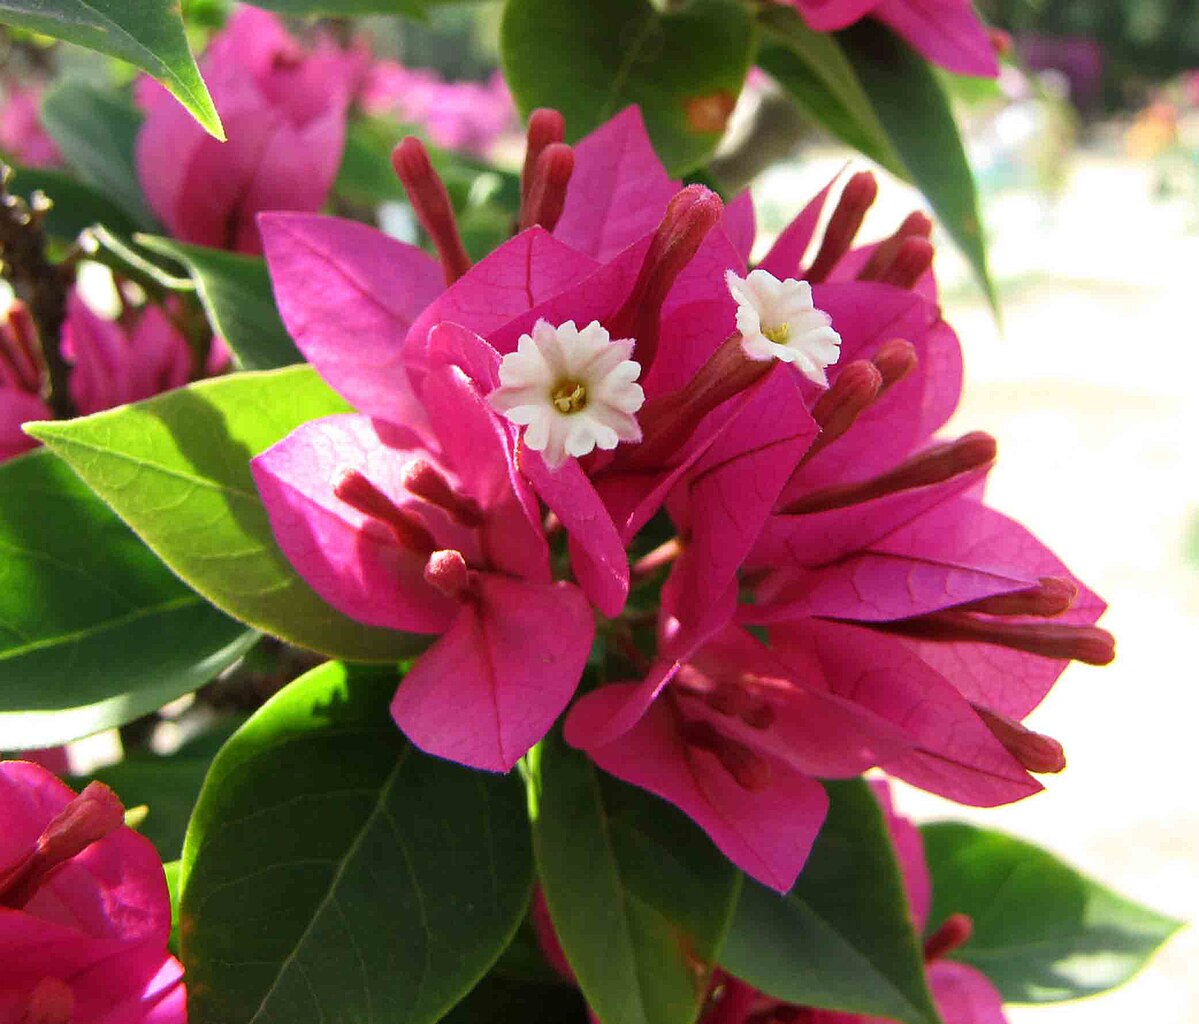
0;762;184;1024
136;7;359;253
553;107;679;262
391;575;593;772
785;0;999;76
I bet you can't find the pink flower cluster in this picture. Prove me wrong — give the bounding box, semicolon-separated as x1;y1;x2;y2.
0;761;184;1024
1;296;220;463
254;106;1112;893
136;7;364;254
533;781;1007;1024
361;64;516;157
0;85;60;169
783;0;1001;77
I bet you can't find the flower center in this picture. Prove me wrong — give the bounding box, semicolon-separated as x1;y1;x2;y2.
551;380;588;414
763;322;791;345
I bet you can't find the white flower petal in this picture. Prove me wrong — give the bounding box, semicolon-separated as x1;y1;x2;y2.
726;267;842;382
488;319;647;469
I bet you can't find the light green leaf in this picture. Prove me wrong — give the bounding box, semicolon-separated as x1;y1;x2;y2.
534;733;741;1024
922;822;1183;1003
0;0;221;138
28;367;427;662
0;450;254;749
501;0;757;174
136;236;302;371
720;780;941;1024
181;661;532;1024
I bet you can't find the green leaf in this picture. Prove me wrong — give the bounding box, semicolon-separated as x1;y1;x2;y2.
838;20;995;306
40;80;157;230
164;858;182;956
78;717;245;860
0;1;221;138
136;237;302;371
533;732;741;1024
181;660;533;1024
0;450;254;749
28;366;427;663
756;7;903;176
501;0;757;174
720;780;940;1024
922;822;1183;1003
4;165;140;240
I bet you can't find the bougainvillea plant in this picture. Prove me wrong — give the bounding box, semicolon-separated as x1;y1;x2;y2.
0;3;1181;1024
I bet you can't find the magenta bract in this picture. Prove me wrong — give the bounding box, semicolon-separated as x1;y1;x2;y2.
255;106;1110;889
785;0;1000;77
0;761;185;1024
136;7;361;254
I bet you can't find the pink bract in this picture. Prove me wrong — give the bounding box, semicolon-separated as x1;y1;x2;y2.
255;108;1109;859
136;6;362;254
785;0;999;77
3;296;212;464
251;325;594;773
0;761;185;1024
0;86;61;168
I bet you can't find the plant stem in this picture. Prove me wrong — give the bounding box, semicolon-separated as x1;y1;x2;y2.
0;164;75;418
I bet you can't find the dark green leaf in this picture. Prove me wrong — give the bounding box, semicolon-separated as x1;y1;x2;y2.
757;8;901;173
28;367;427;663
0;450;254;749
4;165;140;239
501;0;757;174
136;237;302;371
721;780;940;1024
757;7;902;175
0;0;221;138
922;822;1183;1003
534;732;740;1024
838;21;995;306
181;661;532;1024
40;80;157;230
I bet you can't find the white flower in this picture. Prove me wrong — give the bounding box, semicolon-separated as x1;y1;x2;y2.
726;269;842;386
488;319;645;470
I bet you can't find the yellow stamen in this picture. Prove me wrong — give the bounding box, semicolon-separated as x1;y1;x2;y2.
763;323;791;345
551;380;588;414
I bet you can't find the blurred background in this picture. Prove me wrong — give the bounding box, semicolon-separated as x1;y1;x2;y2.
3;0;1197;1019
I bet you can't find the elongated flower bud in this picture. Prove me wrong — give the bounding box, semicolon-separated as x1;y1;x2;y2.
392;137;472;285
333;468;436;554
807;171;878;282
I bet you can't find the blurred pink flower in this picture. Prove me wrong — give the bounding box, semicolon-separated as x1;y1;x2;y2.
136;6;363;253
1;296;222;462
0;86;60;168
360;63;516;156
784;0;999;77
0;760;185;1024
